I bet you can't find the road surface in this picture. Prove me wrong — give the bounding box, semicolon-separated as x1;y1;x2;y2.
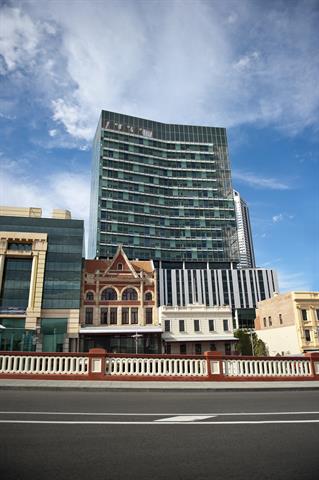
0;390;318;479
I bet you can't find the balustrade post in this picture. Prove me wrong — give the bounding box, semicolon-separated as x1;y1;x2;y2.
88;348;107;380
204;351;224;381
305;352;319;379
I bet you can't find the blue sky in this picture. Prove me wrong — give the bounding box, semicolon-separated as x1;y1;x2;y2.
0;0;318;291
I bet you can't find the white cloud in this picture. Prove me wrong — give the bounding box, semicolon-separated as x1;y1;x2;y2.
0;166;90;250
272;214;283;223
233;170;291;190
277;271;311;293
1;0;318;141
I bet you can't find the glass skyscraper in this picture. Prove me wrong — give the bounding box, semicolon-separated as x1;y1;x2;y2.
89;110;239;265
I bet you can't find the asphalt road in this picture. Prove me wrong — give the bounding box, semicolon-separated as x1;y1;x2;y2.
1;390;319;480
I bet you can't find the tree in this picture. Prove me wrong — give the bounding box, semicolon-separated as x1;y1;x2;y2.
234;329;268;356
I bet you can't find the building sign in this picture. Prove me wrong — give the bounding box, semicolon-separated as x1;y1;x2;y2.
103;120;153;138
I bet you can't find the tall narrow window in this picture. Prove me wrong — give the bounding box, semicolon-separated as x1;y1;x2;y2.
268;316;272;326
279;313;283;324
110;308;117;324
305;329;311;342
263;317;267;327
208;319;215;332
301;309;308;321
164;320;170;332
179;320;185;332
145;308;153;324
195;343;202;355
122;308;129;324
131;308;138;324
223;319;229;331
194;319;200;332
100;308;108;324
85;308;93;324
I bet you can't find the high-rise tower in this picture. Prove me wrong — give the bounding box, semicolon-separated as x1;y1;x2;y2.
89;110;239;266
233;190;256;268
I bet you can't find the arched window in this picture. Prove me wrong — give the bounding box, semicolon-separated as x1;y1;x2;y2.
144;291;152;301
86;291;94;301
101;288;117;301
122;288;138;301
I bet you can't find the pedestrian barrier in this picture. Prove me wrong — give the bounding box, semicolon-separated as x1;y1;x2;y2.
106;356;207;377
0;350;318;381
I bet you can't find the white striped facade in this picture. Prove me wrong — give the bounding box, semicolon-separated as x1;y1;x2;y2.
159;268;278;309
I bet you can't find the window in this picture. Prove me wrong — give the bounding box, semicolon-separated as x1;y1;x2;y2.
85;308;93;324
305;329;311;342
165;344;171;354
144;291;152;301
164;320;170;332
86;291;94;301
268;316;272;326
301;309;308;321
110;308;117;324
208;319;215;332
223;319;229;331
122;308;129;324
195;343;202;355
316;309;319;321
209;343;216;351
225;343;231;355
179;320;185;332
100;308;108;324
194;320;200;332
279;314;283;325
131;308;138;324
117;263;123;270
180;344;187;354
145;308;153;324
263;317;267;327
101;288;117;301
122;288;138;300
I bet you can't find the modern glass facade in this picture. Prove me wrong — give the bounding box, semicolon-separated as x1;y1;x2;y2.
0;216;84;309
89;110;239;264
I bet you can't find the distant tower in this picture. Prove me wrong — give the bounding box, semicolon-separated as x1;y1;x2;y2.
233;190;256;268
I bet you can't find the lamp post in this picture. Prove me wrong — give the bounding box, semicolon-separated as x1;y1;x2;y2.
131;332;143;354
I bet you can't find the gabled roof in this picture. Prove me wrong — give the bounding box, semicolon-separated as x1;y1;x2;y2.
102;245;138;278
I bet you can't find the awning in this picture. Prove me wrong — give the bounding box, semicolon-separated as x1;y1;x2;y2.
80;326;162;334
162;335;238;342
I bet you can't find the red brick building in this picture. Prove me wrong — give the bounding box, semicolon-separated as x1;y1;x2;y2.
80;246;161;353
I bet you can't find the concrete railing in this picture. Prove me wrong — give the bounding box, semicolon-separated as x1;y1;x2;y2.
0;350;318;381
0;353;89;377
222;358;312;377
106;356;207;377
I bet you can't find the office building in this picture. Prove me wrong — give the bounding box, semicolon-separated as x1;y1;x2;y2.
89;110;239;265
233;190;255;268
255;291;319;355
0;206;84;352
158;265;279;329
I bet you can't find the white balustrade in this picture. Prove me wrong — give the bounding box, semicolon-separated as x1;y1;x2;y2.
106;357;208;377
222;358;312;377
0;355;89;375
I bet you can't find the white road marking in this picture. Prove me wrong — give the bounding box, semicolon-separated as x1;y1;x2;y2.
1;411;319;416
0;420;319;425
155;415;215;422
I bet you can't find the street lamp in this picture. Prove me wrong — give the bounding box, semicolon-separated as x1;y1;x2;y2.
131;332;143;354
246;328;255;356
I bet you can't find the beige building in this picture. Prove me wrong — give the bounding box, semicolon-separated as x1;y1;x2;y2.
0;206;84;352
160;304;237;355
255;292;319;355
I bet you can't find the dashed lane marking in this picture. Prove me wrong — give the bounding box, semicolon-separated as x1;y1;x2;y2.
155;415;215;422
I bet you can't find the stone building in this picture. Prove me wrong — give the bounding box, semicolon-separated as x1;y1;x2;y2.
255;291;319;355
80;246;161;353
